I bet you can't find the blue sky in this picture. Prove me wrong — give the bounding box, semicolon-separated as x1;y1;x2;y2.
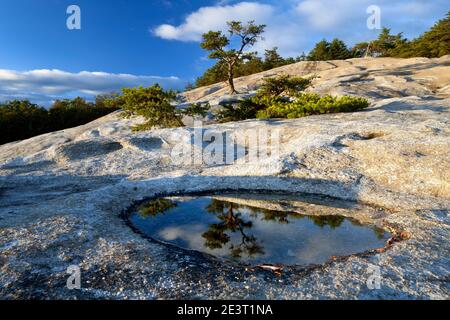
0;0;448;105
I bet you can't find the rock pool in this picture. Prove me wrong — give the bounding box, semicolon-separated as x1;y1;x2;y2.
127;194;391;266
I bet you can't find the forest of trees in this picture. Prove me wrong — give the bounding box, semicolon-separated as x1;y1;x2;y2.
0;97;120;145
192;11;449;88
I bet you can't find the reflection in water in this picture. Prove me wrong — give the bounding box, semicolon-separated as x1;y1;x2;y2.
132;195;390;265
203;200;264;259
138;198;178;217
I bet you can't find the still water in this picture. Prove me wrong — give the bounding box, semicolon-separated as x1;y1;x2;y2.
129;195;390;265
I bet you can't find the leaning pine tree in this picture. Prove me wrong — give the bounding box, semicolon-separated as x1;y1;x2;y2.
200;21;266;94
110;84;184;131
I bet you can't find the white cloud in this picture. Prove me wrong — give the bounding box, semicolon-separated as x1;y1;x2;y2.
295;0;366;31
0;69;184;106
153;2;274;41
153;0;449;56
295;0;442;31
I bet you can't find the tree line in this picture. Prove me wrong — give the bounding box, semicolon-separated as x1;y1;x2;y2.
0;96;120;145
192;11;449;89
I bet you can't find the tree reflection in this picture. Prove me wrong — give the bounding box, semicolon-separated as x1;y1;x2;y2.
308;215;345;229
202;199;264;259
138;198;177;218
249;205;346;229
247;206;291;224
136;197;388;260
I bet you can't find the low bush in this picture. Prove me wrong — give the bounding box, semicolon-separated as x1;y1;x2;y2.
215;99;267;123
110;85;184;131
213;74;369;123
180;103;210;118
214;74;314;122
257;74;313;97
256;93;370;119
106;86;212;130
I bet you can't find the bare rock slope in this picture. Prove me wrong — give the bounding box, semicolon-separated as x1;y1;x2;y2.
0;57;449;299
183;56;450;101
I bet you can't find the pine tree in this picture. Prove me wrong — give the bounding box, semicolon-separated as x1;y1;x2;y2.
200;21;266;94
307;39;331;61
329;38;352;60
408;11;450;58
264;47;285;69
115;84;183;131
308;39;351;60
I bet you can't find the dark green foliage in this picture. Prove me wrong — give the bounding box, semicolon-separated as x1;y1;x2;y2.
236;54;266;76
215;99;266;123
195;11;449;86
374;28;407;57
195;57;265;88
95;93;123;109
196;12;449;87
110;84;184;131
0;98;119;145
351;42;370;58
214;75;368;122
309;12;449;59
329;39;353;60
256;93;369;119
361;28;408;57
180;103;210;118
263;47;287;69
352;12;450;58
195;61;228;88
48;97;119;132
105;85;210;130
0;100;49;145
200;20;266;94
308;39;332;61
0;85;188;144
308;38;352;61
214;74;314;122
416;11;450;57
257;74;314;97
397;12;450;58
194;47;302;88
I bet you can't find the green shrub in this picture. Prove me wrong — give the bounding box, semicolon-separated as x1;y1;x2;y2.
214;91;369;123
180;103;210;118
256;93;369;119
111;85;184;131
258;75;313;97
214;74;314;123
215;99;267;123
